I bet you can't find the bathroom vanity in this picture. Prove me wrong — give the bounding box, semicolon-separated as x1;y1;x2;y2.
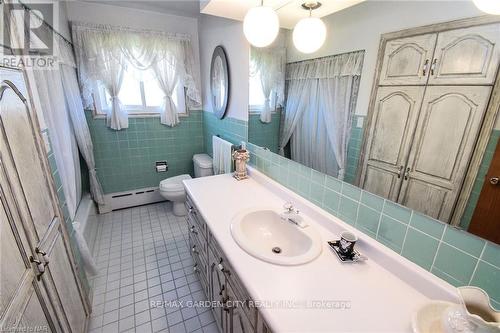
183;169;460;332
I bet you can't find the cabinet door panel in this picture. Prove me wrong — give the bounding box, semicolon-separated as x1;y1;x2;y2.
45;232;86;333
379;34;437;85
361;86;425;201
429;24;500;85
399;86;491;222
226;283;253;333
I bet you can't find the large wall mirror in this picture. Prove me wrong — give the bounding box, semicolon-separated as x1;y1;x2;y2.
247;7;500;245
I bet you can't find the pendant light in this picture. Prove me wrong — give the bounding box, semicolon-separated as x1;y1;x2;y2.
244;0;280;48
472;0;500;15
293;2;326;54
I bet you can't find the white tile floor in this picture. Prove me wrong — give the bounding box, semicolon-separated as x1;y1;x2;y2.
87;202;217;333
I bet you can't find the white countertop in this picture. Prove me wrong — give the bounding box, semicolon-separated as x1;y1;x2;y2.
183;169;459;333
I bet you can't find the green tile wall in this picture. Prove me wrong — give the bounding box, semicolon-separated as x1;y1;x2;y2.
85;111;204;194
344;115;365;185
43;129;90;298
460;129;500;229
203;111;248;156
248;143;500;310
248;112;281;154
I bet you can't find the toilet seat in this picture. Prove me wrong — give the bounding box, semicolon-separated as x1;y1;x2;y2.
159;174;192;192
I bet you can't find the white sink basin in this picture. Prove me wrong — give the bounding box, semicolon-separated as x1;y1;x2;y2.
230;208;322;265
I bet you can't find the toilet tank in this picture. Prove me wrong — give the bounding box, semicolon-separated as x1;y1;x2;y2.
193;154;214;177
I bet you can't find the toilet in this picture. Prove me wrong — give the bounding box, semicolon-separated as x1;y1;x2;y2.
193;153;214;177
159;154;213;216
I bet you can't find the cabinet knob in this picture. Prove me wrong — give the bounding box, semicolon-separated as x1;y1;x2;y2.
490;177;499;185
190;226;197;235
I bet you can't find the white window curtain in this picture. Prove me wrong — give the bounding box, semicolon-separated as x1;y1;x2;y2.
250;45;286;123
281;51;364;180
72;22;201;129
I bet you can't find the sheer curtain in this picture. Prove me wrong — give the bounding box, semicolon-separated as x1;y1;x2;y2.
250;45;286;123
282;51;364;179
72;22;201;129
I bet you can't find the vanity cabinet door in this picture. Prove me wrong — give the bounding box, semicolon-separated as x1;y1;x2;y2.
208;247;226;333
398;86;491;222
379;34;437;85
225;283;254;333
361;86;425;201
428;24;500;85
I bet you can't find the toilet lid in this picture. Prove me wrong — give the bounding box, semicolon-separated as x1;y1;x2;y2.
159;174;192;191
193;153;213;168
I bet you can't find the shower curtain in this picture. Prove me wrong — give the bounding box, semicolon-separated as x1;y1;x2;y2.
280;51;364;180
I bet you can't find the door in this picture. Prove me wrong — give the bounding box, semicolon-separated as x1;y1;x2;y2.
379;34;437;85
428;24;500;85
468;140;500;244
0;68;88;332
361;86;425;201
398;86;491;222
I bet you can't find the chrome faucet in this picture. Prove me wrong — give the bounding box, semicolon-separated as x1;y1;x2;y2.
281;202;308;228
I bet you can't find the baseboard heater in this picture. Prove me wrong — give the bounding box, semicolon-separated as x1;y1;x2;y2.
98;186;165;213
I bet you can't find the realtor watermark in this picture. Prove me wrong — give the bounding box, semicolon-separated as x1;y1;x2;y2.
1;1;58;69
151;299;351;310
0;325;49;332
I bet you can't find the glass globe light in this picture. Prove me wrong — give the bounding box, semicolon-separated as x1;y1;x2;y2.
293;16;327;54
243;5;280;48
473;0;500;15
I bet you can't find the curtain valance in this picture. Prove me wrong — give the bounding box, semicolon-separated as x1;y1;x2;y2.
71;21;201;122
286;50;364;80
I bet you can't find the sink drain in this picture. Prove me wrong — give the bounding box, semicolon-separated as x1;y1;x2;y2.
272;247;282;254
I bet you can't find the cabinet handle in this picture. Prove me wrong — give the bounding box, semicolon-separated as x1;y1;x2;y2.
190;226;197;235
193;264;198;273
397;165;404;179
35;247;49;266
430;58;437;76
30;256;46;281
191;246;199;255
422;59;429;76
189;207;196;215
404;167;411;180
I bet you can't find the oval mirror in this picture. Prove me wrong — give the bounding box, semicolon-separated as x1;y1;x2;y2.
210;45;230;119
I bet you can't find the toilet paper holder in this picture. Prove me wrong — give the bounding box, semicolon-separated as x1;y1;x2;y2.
155;161;168;172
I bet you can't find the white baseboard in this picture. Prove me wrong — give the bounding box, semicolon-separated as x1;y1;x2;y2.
98;186;165;213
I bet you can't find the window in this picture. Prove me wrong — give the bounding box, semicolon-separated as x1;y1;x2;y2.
249;59;278;112
94;65;186;115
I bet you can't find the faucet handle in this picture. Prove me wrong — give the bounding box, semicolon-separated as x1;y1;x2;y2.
283;202;294;212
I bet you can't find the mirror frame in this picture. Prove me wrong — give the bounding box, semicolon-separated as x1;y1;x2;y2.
210;45;230;119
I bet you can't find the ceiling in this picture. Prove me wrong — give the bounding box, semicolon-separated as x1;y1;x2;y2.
201;0;366;29
82;1;365;26
84;1;202;18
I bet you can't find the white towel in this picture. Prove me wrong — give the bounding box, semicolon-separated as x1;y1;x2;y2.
212;136;233;175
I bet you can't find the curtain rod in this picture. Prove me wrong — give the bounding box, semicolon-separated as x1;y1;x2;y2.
286;49;365;65
18;1;73;46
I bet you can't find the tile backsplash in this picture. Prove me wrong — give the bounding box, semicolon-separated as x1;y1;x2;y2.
203;111;248;156
86;111;204;194
248;112;281;154
248;143;500;309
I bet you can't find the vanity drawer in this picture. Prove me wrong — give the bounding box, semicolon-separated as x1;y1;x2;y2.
189;232;209;292
186;196;207;239
187;211;206;246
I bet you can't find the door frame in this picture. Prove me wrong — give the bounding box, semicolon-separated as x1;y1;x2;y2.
356;15;500;227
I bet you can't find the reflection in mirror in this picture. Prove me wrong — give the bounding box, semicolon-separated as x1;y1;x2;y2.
248;33;286;154
247;12;500;245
